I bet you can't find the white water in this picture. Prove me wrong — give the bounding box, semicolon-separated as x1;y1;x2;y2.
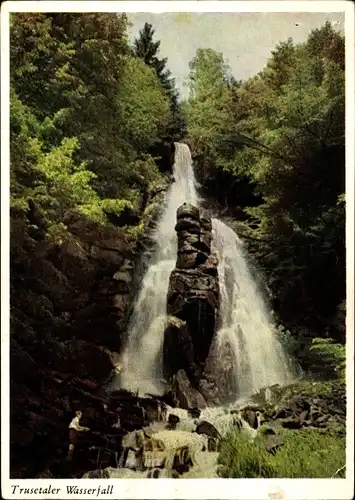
120;142;293;399
120;143;199;394
212;219;294;396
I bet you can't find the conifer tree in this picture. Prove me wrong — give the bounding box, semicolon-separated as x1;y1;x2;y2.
134;22;186;139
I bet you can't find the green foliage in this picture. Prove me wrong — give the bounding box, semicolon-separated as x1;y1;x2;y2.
117;57;171;148
186;48;234;156
308;338;346;381
134;22;186;139
10;14;183;233
23;134;98;224
185;23;345;338
218;426;345;478
77;198;133;225
45;221;70;245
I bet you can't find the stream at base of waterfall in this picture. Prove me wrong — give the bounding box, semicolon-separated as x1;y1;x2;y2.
83;399;265;479
100;143;296;478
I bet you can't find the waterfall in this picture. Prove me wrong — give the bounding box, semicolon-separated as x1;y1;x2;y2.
120;143;199;395
212;219;294;397
120;142;293;399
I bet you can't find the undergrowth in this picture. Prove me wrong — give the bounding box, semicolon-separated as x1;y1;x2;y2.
218;426;346;478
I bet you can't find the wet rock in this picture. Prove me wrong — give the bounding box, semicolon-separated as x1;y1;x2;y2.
178;231;199;246
177;203;200;221
188;407;201;419
167;414;180;430
241;409;259;429
163;316;200;381
167;272;219;365
281;417;303;429
265;435;284;455
172;370;207;410
207;437;217;452
299;409;309;423
273;407;290;420
172;445;194;474
200;334;236;406
90;245;124;268
164;204;220;406
176;251;199;269
195;421;220;440
175;218;201;234
287;395;311;414
199;253;219;276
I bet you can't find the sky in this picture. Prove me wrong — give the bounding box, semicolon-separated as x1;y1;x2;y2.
127;11;344;100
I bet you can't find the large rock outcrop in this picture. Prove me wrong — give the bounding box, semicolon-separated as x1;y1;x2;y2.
9;175;171;479
163;203;220;408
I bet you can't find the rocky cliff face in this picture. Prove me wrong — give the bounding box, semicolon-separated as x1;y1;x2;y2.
163;203;220;408
9;170;171;478
10;212;133;476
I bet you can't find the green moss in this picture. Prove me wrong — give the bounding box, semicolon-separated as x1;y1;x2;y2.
125;222;144;238
45;222;69;245
100;198;133;215
10;197;29;216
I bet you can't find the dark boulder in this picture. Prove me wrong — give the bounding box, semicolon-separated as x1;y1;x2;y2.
167;414;180;430
207;437;217;452
172;370;206;410
281;418;303;429
195;421;220;440
163;316;200;382
188;407;201;419
177;203;200;221
287;395;311;414
241;409;259;429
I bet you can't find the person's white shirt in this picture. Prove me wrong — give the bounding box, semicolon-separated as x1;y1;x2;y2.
69;416;80;430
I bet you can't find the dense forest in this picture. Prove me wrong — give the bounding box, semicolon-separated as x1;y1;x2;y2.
9;13;347;480
11;14;184;229
183;23;345;339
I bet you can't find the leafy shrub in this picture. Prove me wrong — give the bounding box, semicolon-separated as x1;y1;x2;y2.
308;337;346;381
78;198;134;226
100;198;133;215
218;426;345;478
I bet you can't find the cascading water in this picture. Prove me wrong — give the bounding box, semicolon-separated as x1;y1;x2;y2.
120;142;293;399
104;143;296;479
120;143;199;395
212;219;294;397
